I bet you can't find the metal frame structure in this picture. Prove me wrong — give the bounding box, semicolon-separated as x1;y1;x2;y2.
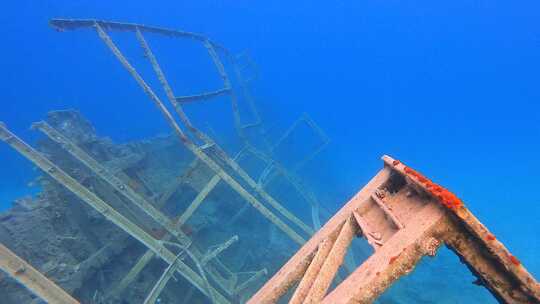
0;242;80;304
50;18;314;244
0;19;334;304
248;156;540;304
3;18;537;304
0;122;233;303
33;120;245;299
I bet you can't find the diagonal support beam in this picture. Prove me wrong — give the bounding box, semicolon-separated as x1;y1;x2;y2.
36;122;238;297
247;168;391;304
156;158;200;207
143;252;184;304
203;39;314;236
106;248;155;299
0;243;80;304
251;155;540;303
107;173;234;299
0;123;230;304
107;168;236;300
289;236;334;304
321;203;446;304
176;174;221;227
303;217;355;303
32;121;189;244
95;23;306;245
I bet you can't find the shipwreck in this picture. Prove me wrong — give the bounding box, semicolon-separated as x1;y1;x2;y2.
0;19;538;304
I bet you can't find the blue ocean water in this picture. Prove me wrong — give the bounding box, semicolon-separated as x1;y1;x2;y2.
0;1;539;302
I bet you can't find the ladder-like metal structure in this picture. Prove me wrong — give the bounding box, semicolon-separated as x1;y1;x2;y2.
0;122;233;304
30;121;240;298
248;156;540;304
0;19;334;304
50;18;314;244
47;19;336;302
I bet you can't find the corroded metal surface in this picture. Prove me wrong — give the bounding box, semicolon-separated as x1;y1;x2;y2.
0;243;79;304
0;123;232;304
249;156;540;304
1;19;332;303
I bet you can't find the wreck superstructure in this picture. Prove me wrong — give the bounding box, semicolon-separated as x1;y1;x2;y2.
0;19;539;304
0;19;331;304
248;156;540;304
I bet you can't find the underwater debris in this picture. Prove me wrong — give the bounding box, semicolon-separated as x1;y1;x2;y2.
4;17;534;304
0;109;320;303
248;156;540;304
1;18;332;304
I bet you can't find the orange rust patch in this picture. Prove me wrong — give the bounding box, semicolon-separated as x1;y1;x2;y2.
395;161;464;211
393;158;528;272
392;160;400;166
389;254;400;265
509;255;521;266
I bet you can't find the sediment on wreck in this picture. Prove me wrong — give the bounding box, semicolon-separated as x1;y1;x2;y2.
0;110;297;303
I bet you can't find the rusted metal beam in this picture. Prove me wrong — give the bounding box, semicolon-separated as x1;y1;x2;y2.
289;236;334;304
322;203;446;303
382;155;540;304
249;156;540;304
0;242;80;304
247;168;391;303
303;217;355;303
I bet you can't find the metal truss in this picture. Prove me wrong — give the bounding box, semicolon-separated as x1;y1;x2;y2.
0;18;333;304
248;156;540;304
0;123;233;304
1;18;535;304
